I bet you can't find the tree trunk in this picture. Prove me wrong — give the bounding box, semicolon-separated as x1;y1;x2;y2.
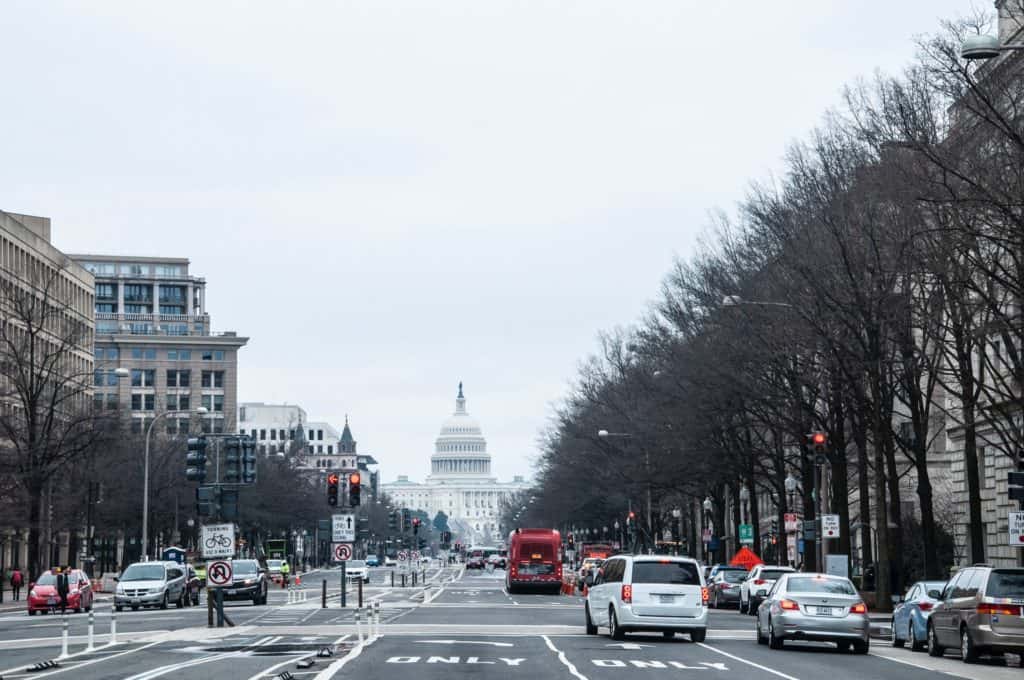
853;416;873;572
962;400;985;564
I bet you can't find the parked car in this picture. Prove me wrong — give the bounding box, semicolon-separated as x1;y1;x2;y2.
741;565;795;614
708;569;747;609
184;565;202;606
891;580;945;651
366;556;380;567
345;560;371;584
755;573;869;653
927;565;1024;663
115;561;188;611
708;564;747;582
585;555;708;641
384;557;397;568
221;559;269;605
27;569;94;615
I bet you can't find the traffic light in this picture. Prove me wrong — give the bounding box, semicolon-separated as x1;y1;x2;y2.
348;471;361;507
412;517;421;535
241;437;257;485
1010;462;1024;503
807;431;828;465
327;472;340;506
185;437;208;482
196;486;217;516
402;508;411;531
388;511;398;531
224;436;242;483
770;518;779;534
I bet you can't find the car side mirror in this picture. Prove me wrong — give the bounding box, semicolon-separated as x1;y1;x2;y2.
28;582;35;589
584;573;596;587
113;577;119;583
927;589;941;599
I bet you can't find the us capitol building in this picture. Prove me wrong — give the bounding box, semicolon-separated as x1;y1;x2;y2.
382;384;529;545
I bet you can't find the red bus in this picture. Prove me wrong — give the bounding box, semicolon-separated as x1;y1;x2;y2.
506;528;562;594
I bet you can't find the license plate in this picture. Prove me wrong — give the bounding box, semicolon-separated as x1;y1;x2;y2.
47;597;56;605
131;599;140;605
227;589;236;595
816;606;833;616
659;595;676;604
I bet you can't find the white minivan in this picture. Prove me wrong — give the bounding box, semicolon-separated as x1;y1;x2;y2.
585;555;708;641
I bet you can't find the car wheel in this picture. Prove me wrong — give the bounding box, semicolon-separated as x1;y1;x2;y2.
750;600;759;616
29;609;37;616
585;603;598;635
837;641;851;653
690;628;706;643
756;617;767;645
609;607;625;641
768;618;784;650
909;622;926;652
927;622;944;657
175;591;184;609
115;605;123;612
75;605;82;613
960;626;978;663
131;605;140;611
891;619;904;647
739;597;747;614
853;638;869;655
159;592;168;610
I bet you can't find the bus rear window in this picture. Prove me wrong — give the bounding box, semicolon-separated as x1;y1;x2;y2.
520;543;554;561
631;562;700;585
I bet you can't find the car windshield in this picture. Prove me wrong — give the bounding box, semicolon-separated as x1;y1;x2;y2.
761;569;792;580
233;561;259;575
35;573;57;585
723;571;747;583
267;560;283;569
348;560;366;569
922;581;945;596
121;564;165;582
987;570;1024;599
632;561;701;585
786;577;856;595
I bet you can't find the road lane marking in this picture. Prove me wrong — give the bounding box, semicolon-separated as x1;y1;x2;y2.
313;634;370;679
696;643;801;680
0;640;163;678
416;639;515;647
542;635;589;680
245;635;350;680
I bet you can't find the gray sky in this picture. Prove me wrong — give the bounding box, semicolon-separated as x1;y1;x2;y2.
2;1;972;484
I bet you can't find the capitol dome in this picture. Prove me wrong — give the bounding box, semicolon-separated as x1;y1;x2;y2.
430;383;491;476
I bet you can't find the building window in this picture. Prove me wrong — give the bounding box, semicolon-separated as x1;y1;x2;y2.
317;430;323;441
270;429;277;440
260;429;266;440
124;284;151;302
200;394;224;412
131;369;155;387
84;262;116;275
131;348;157;360
106;393;118;410
166;369;191;387
103;348;119;360
125;304;151;314
93;393;104;411
155;264;183;277
160;306;186;316
131;394;155;411
97;303;116;313
328;445;333;454
201;371;224;388
201;350;226;361
167;393;190;411
159;285;186;304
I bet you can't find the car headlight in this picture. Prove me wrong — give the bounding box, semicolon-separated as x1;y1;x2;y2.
29;589;38;599
150;587;164;594
116;585;125;594
244;579;256;585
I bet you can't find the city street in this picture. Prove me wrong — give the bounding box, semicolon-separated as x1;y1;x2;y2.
0;566;1021;679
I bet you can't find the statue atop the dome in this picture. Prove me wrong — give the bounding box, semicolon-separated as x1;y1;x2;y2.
458;381;464;399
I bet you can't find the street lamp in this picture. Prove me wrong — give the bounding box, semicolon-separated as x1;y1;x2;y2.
961;33;1024;60
850;521;878;585
671;507;682;555
785;472;799;510
738;484;750;524
721;295;795;309
702;496;713;561
141;406;208;561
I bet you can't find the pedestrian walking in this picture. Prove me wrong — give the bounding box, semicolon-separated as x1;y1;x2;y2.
10;567;24;600
55;566;70;614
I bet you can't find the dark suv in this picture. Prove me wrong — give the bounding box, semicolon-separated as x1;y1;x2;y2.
222;559;268;605
928;565;1024;663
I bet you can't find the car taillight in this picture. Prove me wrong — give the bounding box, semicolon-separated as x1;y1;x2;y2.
754;579;766;585
701;587;709;604
917;601;933;611
721;583;731;590
850;602;867;614
621;585;632;603
978;603;1021;616
779;599;800;611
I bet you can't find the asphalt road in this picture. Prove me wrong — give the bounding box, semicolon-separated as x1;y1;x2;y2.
0;564;1022;679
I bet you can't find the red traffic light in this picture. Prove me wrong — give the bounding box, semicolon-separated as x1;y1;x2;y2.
811;432;826;445
349;472;361;485
628;511;636;520
327;473;339;485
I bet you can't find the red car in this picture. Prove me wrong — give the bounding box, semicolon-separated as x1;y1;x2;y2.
28;569;94;615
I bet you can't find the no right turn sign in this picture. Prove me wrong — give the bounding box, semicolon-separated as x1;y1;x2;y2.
1009;511;1024;547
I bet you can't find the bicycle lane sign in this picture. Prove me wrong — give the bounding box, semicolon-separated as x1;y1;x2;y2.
202;523;236;559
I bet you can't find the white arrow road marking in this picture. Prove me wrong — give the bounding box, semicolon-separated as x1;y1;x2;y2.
416;639;515;647
604;642;654;650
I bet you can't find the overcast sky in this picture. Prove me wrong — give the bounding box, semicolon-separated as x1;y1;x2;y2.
2;1;974;484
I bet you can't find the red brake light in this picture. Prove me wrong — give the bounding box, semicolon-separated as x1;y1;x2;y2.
754;579;766;585
978;603;1021;616
779;599;800;611
621;585;632;603
850;602;867;614
701;587;709;604
917;601;933;611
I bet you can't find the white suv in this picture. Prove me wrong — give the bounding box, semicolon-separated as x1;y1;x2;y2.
584;555;708;641
740;565;794;614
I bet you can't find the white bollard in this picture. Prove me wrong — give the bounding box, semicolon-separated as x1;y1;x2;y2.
59;614;69;658
109;605;118;645
375;602;381;638
86;610;95;652
355;608;363;644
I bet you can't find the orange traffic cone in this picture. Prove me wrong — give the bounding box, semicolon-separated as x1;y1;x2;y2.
295;574;301;586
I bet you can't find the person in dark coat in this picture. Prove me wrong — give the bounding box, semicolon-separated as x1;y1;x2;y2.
10;568;23;600
55;567;70;614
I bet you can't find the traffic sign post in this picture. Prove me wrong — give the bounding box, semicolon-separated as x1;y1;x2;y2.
739;524;753;545
333;514;356;542
822;514;841;539
332;543;353;562
206;559;233;628
398;550;409;572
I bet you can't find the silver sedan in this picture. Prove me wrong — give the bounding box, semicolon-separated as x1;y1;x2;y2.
755;573;870;653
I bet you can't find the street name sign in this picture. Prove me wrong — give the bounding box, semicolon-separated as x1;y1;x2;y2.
1010;511;1024;547
739;524;753;545
332;542;353;562
201;523;236;559
332;514;355;542
822;514;840;539
207;559;233;586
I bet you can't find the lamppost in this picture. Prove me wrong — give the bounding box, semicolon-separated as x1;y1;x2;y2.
671;507;682;556
614;520;620;548
850;521;878;587
702;496;713;562
784;472;800;567
598;429;652;544
141;406;208;561
961;33;1024;60
738;484;749;524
